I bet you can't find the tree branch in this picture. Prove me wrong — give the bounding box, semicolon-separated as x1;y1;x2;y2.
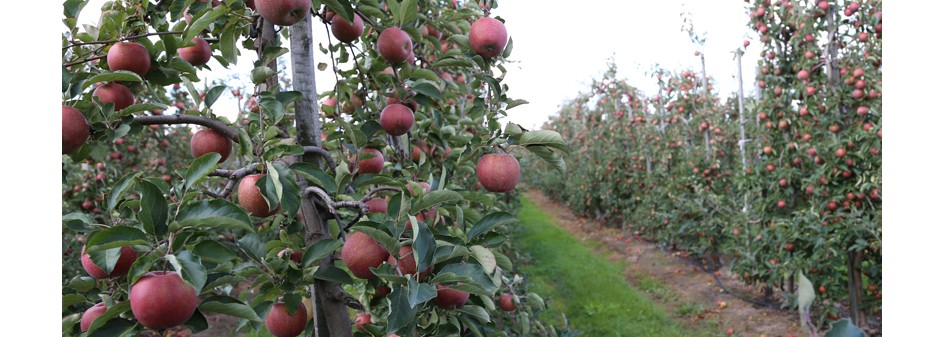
133;115;239;141
63;31;184;50
302;146;336;171
203;164;261;198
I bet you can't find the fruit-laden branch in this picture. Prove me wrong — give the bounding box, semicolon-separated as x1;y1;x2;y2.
133;115;239;141
63;31;184;50
302;146;336;171
204;164;261;198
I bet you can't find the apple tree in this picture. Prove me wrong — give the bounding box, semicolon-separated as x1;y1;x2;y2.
61;1;574;336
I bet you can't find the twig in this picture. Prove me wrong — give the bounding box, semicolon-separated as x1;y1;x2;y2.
64;55;106;68
203;164;261;198
354;10;376;28
133;114;239;141
63;31;184;50
362;187;401;201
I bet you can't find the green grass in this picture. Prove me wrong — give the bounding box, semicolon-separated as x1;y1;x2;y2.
515;196;695;337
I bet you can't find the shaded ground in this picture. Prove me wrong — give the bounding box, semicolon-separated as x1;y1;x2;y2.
523;190;803;337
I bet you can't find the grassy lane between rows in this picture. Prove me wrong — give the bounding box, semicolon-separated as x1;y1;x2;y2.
515;196;702;337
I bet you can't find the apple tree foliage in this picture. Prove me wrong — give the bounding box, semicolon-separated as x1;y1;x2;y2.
61;1;575;336
526;0;880;331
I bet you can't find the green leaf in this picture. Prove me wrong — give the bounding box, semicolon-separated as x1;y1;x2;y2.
238;234;266;262
62;312;81;336
62;294;87;311
66;276;96;292
238;128;253;157
194;240;238;263
199;296;262;321
82;71;142;89
251;66;277;85
457;305;491;324
407;278;436;308
313;265;354;284
204;85;227;108
85;226;148;253
177;199;254;232
411;190;462;214
107;172;141;211
324;0;355;24
469;246;496;274
161;33;178;59
166;251;207;294
408;68;439;82
519;130;570;153
386;285;417;334
220;29;238;65
350;225;399;258
87;317;135;337
273;163;301;219
138;180;169;236
184;153;221;190
439;263;497;293
412;82;442;100
169;0;195;21
430;57;475;68
412;220;435;272
825;318;866;337
502;36;514;58
302;239;343;268
63;212;93;231
527;145;567;174
467;212;517;242
184;5;227;42
86;301;131;334
291;163;338;193
399;0;418;25
182;309;209;334
506;98;528;110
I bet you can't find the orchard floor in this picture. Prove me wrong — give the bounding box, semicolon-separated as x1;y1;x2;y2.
517;190;803;337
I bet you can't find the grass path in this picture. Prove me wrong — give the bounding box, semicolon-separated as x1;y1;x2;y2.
516;196;703;337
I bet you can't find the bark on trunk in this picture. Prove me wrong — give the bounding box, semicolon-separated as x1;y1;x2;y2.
289;15;353;337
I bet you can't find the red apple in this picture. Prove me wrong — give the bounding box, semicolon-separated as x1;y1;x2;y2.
341;232;390;279
190;129;232;162
469;17;508;58
365;198;388;214
498;293;516;312
255;0;311;26
476;153;520;193
130;271;198;330
330;13;364;43
354;312;372;331
265;302;308;337
80;302;107;332
434;284;469;309
377;27;412;64
387;245;431;278
178;37;212;66
380;103;414;136
239;174;281;217
357;148;384;174
62;105;90;154
107;41;151;76
93;83;135;110
81;245;138;279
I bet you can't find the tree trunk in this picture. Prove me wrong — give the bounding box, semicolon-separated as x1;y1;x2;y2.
289;15;353;337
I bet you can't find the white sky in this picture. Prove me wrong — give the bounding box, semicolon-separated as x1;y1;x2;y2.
78;0;759;129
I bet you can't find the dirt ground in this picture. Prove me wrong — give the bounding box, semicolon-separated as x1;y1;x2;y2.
525;190;805;337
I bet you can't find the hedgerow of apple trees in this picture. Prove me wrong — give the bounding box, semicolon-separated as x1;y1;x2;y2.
526;0;880;330
61;1;576;336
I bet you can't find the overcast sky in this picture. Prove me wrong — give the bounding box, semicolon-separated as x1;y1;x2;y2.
79;0;760;129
